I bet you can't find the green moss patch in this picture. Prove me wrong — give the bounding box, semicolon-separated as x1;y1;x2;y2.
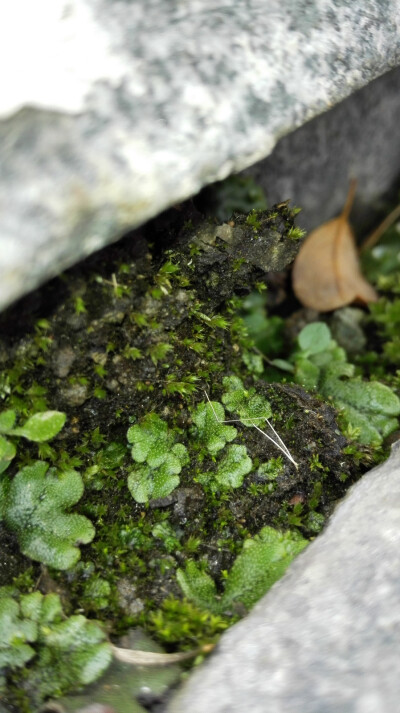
1;187;397;709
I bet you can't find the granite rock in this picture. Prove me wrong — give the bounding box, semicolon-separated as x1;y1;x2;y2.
1;0;400;310
169;441;400;713
247;66;400;235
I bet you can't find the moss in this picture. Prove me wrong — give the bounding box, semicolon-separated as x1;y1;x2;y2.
147;596;230;648
0;198;362;708
287;225;306;240
246;211;262;231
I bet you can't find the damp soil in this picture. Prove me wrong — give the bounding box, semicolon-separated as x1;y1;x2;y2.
0;197;368;711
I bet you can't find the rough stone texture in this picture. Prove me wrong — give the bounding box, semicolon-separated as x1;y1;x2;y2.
247;66;400;235
1;0;400;311
169;441;400;713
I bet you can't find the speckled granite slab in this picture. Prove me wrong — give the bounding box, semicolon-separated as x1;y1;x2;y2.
169;441;400;713
1;0;400;310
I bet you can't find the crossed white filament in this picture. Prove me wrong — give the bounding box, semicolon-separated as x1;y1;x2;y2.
204;390;298;469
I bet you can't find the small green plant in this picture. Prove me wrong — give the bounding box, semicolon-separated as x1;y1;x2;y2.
213;445;252;488
123;345;143;361
152;521;182;554
177;526;307;614
0;461;95;569
127;414;188;503
162;373;199;396
191;401;237;456
0;409;66;473
256;457;284;480
73;295;87;314
273;322;400;445
220;377;297;466
193;311;229;330
84;441;127;491
222;375;272;422
148;596;229;648
287;226;306;240
147;342;173;366
82;578;111;610
0;587;111;700
246;211;262;231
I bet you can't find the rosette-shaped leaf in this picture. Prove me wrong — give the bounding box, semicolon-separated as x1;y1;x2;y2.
0;588;111;700
177;526;307;614
214;445;252;488
3;461;95;569
292;323;400;444
222;375;272;423
192;401;237;455
0;594;37;674
127;415;188;503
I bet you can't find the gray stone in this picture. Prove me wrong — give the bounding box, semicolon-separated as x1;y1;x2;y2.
169;441;400;713
1;0;400;311
59;382;89;407
247;66;400;235
329;307;367;354
51;345;76;378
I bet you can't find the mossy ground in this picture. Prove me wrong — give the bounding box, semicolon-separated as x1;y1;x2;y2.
0;188;396;710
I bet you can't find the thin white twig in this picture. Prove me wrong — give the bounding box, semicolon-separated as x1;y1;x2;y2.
250;422;298;468
204;390;298;469
111;643;214;666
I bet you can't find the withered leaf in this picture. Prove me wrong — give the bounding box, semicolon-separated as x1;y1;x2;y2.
292;182;378;312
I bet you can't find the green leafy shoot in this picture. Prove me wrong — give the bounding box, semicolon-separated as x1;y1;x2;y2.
123;345;143;361
222;375;272;423
0;595;37;673
0;588;111;699
6;411;66;442
288;322;400;444
177;526;308;614
127;414;188;503
0;409;66;473
162;374;199;396
0;436;16;475
148;342;173;366
297;322;331;355
287;226;306;241
1;461;95;570
214;445;252;488
219;377;297;467
191;401;237;456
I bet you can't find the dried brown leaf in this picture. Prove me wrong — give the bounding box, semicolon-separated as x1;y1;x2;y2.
292;182;378;311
